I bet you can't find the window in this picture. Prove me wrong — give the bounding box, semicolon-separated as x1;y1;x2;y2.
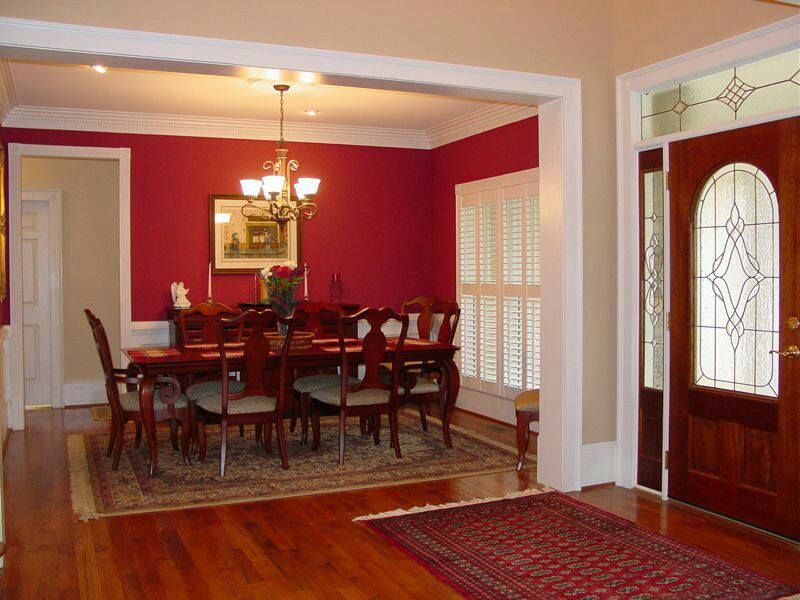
693;163;779;397
456;169;540;399
641;47;799;140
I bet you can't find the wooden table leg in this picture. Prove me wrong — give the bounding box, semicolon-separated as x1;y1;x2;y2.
138;374;159;477
441;358;460;449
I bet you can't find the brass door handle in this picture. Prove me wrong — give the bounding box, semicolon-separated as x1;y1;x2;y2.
770;345;800;358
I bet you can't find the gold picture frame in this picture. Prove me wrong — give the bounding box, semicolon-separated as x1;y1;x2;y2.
209;194;301;274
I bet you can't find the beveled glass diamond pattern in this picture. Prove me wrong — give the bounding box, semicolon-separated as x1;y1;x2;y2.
716;76;755;112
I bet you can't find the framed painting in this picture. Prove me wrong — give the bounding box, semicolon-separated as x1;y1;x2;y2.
209;194;300;274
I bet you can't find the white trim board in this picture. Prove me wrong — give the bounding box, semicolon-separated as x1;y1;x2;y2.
7;144;131;430
1;104;538;150
21;189;64;409
0;16;583;492
62;378;106;407
614;15;800;494
581;442;617;488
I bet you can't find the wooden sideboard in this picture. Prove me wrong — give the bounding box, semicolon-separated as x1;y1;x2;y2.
167;302;360;348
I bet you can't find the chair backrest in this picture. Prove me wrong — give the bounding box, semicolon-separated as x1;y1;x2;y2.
338;308;409;403
400;295;437;339
217;309;295;415
179;300;242;346
431;300;461;344
293;301;344;338
85;308;124;416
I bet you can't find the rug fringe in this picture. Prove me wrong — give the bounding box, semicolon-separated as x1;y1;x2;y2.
353;487;552;521
67;434;101;521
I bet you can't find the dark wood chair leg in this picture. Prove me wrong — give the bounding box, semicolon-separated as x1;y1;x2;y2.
238;424;245;438
107;417;118;457
516;410;531;471
169;419;179;450
311;401;321;451
220;419;228;477
198;418;208;462
275;417;289;470
264;422;273;454
359;415;370;438
180;417;192;466
134;422;142;449
289;395;299;433
417;401;428;432
300;392;310;445
255;423;263;448
111;419;125;470
389;408;402;459
338;412;347;466
190;401;199;453
372;414;381;445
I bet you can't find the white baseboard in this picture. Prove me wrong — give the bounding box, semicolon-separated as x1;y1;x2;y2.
63;379;106;406
456;388;516;425
581;441;617;487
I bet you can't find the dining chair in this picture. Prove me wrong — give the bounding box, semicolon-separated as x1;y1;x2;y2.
514;389;540;471
394;300;460;431
179;300;247;439
310;308;409;465
400;295;438;340
290;301;345;443
85;309;191;469
196;309;295;476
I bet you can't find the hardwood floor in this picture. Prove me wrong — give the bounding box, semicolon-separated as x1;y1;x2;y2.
2;407;798;599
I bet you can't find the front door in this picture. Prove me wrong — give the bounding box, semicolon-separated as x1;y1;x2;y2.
669;117;799;539
22;200;53;408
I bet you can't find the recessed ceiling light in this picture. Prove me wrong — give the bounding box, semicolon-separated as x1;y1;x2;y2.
304;109;319;116
91;64;108;74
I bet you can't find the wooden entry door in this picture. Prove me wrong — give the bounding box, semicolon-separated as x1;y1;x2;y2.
669;117;799;540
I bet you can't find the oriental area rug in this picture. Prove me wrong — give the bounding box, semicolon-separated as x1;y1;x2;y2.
357;489;799;600
68;413;522;520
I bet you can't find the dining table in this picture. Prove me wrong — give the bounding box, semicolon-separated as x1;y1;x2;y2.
124;337;461;476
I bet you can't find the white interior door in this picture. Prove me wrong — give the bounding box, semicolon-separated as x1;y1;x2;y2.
22;200;53;408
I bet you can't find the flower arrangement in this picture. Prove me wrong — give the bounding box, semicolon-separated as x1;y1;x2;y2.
258;261;305;317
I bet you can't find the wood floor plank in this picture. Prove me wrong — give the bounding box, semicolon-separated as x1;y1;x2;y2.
1;407;797;599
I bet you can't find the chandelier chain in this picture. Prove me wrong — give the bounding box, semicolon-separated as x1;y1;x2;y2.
279;89;285;145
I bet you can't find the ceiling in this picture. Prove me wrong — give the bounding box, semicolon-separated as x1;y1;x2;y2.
7;60;525;131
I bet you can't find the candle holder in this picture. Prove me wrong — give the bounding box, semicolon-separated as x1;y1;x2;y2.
329;272;342;304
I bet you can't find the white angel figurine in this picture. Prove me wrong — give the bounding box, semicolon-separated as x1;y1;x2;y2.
171;281;191;309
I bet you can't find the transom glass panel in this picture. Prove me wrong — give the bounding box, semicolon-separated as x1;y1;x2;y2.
641;48;799;139
693;163;779;397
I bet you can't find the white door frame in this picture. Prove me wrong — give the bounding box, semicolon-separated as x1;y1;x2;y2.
0;17;583;491
7;144;131;429
20;189;64;409
615;15;800;494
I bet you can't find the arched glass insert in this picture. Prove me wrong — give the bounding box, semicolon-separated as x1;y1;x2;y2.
693;163;779;397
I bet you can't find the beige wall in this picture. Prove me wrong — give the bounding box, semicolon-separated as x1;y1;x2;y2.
0;0;795;442
21;158;120;384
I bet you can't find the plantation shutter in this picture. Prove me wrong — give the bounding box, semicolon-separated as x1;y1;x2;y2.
456;169;540;400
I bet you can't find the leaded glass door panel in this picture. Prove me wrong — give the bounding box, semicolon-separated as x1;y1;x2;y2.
669;117;799;540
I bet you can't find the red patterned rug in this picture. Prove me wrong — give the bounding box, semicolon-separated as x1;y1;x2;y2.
357;490;798;599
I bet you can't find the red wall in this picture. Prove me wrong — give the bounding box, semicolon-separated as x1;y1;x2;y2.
0;128;433;321
0;117;537;324
429;116;539;300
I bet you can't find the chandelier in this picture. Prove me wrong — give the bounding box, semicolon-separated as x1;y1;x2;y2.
240;84;321;225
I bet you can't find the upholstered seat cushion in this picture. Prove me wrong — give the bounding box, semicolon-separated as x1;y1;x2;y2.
515;390;540;412
186;380;246;401
119;390;188;412
196;395;277;415
312;385;390;407
380;368;440;395
293;374;358;394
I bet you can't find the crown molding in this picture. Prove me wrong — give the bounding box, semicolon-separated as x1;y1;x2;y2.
426;104;538;148
0;60;17;123
2;102;537;149
2;105;432;149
